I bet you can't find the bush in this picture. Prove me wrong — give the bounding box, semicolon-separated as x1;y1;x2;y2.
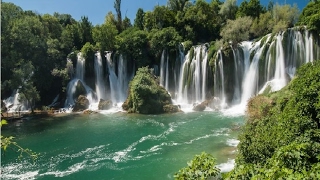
122;66;174;114
174;152;220;180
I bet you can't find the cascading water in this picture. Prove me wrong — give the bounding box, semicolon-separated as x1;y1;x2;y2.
95;52;106;100
4;90;30;113
214;50;226;108
105;52;133;104
219;28;320;115
176;45;209;105
64;53;95;109
106;52;120;103
160;50;170;91
118;54;132;102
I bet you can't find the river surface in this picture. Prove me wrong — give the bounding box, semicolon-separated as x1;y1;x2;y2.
1;111;243;180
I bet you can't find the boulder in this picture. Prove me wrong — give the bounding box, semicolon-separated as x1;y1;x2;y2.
192;102;206;111
163;104;181;113
73;80;87;99
98;99;113;110
73;95;89;112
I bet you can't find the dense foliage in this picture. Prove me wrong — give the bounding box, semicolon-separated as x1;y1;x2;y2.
174;152;220;180
1;0;309;109
122;67;174;114
225;61;320;179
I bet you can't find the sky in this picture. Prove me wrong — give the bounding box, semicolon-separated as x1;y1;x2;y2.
3;0;310;25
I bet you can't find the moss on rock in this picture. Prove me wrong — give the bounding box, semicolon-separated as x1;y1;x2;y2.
122;67;179;114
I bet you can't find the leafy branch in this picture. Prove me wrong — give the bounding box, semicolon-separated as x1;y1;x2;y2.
1;119;39;161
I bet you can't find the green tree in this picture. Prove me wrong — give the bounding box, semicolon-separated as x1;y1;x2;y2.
220;16;253;45
41;14;63;39
114;0;122;32
78;16;93;45
237;0;265;19
92;22;118;51
297;1;320;34
178;0;222;43
272;3;299;32
148;27;183;57
219;0;237;20
115;27;149;66
53;12;76;27
250;11;274;38
122;16;132;30
134;8;145;30
167;0;191;12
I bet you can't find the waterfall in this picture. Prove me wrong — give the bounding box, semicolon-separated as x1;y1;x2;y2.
240;39;265;106
231;47;241;104
64;53;95;108
176;45;208;104
76;52;85;80
105;53;133;103
95;52;106;100
214;50;226;108
201;46;208;101
272;34;287;91
160;50;170;91
4;90;30;112
106;52;120;103
220;28;320;115
118;54;130;102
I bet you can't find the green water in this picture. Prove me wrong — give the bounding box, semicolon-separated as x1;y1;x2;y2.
1;112;243;179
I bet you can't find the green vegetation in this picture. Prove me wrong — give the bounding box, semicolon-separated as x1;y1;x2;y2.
174;152;220;180
297;1;320;35
1;119;39;161
122;67;178;114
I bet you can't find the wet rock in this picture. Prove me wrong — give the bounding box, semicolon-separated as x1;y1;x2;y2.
163;104;182;113
98;99;113;110
73;95;89;112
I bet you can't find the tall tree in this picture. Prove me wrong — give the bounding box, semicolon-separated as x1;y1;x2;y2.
114;0;122;32
134;8;144;30
78;16;93;45
167;0;191;12
122;16;132;30
219;0;237;20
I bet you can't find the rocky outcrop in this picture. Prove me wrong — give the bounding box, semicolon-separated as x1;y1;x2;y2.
192;102;206;111
122;67;178;114
74;80;87;99
163;104;181;113
98;99;113;110
73;95;89;112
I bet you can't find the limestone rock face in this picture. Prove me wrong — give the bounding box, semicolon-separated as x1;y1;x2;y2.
73;95;89;112
122;67;177;114
98;99;113;110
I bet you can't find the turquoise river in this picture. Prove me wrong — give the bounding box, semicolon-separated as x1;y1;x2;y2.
1;111;243;179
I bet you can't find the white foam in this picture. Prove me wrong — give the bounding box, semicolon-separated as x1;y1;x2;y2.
217;159;235;173
42;161;86;177
221;104;246;117
226;139;240;147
